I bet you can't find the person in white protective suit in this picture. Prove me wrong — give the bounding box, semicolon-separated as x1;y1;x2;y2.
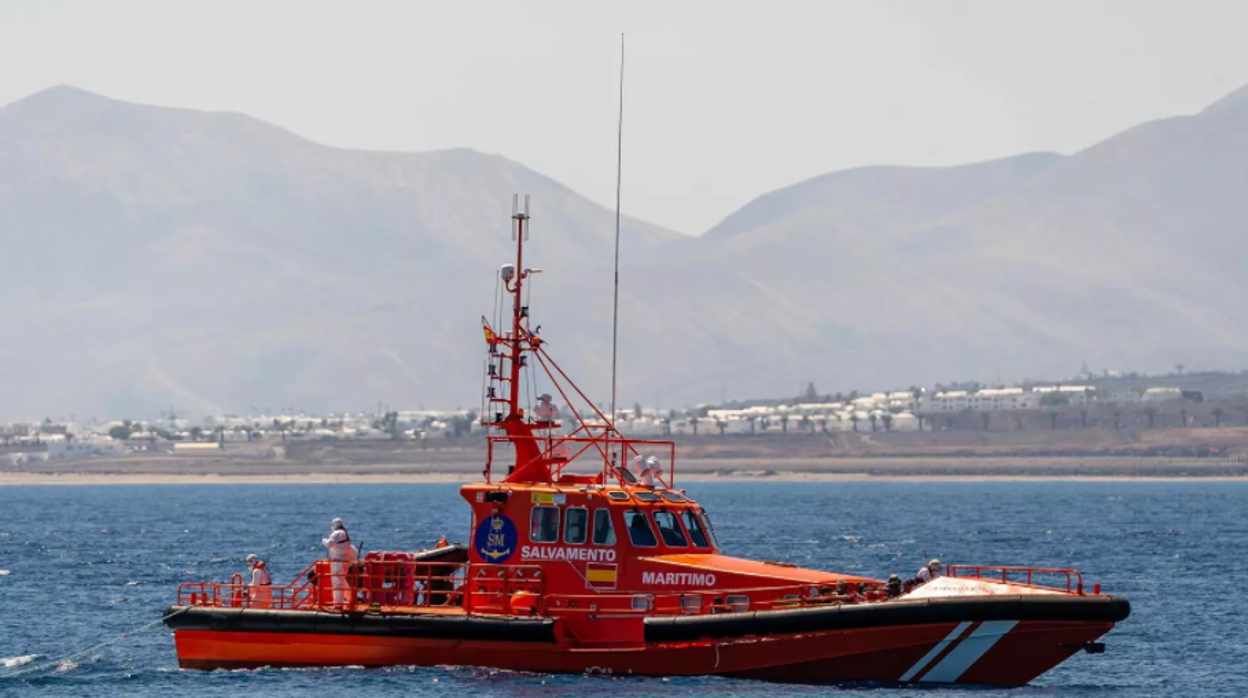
245;554;272;608
322;518;359;605
916;559;942;585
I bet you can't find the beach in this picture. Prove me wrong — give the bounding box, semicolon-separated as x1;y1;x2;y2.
3;454;1246;485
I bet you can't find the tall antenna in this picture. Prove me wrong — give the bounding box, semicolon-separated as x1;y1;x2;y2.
609;33;625;433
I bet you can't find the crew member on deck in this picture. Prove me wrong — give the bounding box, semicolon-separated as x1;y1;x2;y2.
534;393;559;423
886;573;902;599
245;554;272;608
322;518;359;605
916;559;942;585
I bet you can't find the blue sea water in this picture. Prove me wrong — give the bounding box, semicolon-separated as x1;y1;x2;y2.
0;481;1244;697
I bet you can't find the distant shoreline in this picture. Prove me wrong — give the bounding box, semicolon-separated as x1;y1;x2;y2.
2;470;1246;486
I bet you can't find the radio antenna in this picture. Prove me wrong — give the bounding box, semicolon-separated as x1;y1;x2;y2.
609;33;625;435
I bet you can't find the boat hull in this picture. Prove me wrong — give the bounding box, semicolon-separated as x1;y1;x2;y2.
166;596;1127;685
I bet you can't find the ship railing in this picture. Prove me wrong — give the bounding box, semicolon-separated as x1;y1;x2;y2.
540;581;885;618
945;565;1086;595
176;559;483;612
465;563;546;614
485;430;677;488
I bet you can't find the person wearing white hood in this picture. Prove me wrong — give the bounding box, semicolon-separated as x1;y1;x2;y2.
245;554;272;608
916;559;942;585
322;518;359;606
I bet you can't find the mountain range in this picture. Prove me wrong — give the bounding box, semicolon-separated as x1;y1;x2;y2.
2;84;1247;420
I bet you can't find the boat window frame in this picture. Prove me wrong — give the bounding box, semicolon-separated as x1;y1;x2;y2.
591;508;617;546
623;509;658;548
652;510;689;548
660;491;686;503
633;491;661;503
563;506;589;545
530;504;561;544
680;509;711;548
607;491;630;502
698;508;720;549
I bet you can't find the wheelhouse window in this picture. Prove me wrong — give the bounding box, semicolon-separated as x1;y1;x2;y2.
564;507;588;545
592;508;616;545
633;491;661;503
699;509;719;548
530;506;560;543
681;510;711;548
652;511;688;547
660;491;686;503
607;491;630;502
624;510;658;547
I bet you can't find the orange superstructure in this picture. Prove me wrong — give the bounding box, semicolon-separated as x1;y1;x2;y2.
164;198;1129;685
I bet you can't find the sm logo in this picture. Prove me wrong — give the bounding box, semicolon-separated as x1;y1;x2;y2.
474;514;518;563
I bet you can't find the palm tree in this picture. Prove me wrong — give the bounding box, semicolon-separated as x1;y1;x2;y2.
882;414;894;432
1213;407;1225;427
850;414;860;432
799;415;812;433
1181;408;1189;428
981;412;990;431
916;414;925;432
690;417;699;436
1048;411;1059;430
779;413;790;433
868;414;878;432
1144;406;1156;429
1112;411;1122;429
716;420;727;435
746;415;757;435
1080;409;1088;429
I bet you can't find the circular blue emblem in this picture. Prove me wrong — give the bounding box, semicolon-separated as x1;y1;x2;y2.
474;514;518;563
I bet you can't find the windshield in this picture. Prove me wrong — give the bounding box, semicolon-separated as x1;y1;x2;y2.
681;510;710;548
624;510;658;547
564;507;588;544
530;506;560;543
652;511;688;547
699;509;719;548
592;508;616;545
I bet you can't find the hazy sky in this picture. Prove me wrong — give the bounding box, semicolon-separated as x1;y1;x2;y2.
2;0;1247;235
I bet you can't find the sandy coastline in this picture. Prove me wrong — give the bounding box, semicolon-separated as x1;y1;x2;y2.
2;470;1247;486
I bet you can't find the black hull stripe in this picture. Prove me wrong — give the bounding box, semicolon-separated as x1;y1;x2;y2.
643;595;1130;643
163;606;557;643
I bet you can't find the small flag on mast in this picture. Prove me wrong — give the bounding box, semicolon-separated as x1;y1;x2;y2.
482;316;499;345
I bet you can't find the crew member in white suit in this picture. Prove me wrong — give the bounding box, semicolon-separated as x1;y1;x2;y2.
916;559;942;585
322;517;359;605
245;554;272;607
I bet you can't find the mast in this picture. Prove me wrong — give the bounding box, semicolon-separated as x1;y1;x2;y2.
609;33;625;434
508;195;528;422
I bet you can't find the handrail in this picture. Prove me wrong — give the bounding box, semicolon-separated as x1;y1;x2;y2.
945;565;1085;595
485;432;677;488
176;560;551;614
541;580;885;617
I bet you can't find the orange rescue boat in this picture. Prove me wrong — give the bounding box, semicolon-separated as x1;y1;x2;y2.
164;199;1129;685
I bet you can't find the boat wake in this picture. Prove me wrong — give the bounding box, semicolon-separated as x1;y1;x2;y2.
1;654;38;669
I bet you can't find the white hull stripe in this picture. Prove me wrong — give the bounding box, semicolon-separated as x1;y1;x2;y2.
919;620;1019;683
898;621;972;682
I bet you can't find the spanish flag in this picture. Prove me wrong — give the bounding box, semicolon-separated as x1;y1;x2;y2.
482;317;499;345
586;563;618;589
